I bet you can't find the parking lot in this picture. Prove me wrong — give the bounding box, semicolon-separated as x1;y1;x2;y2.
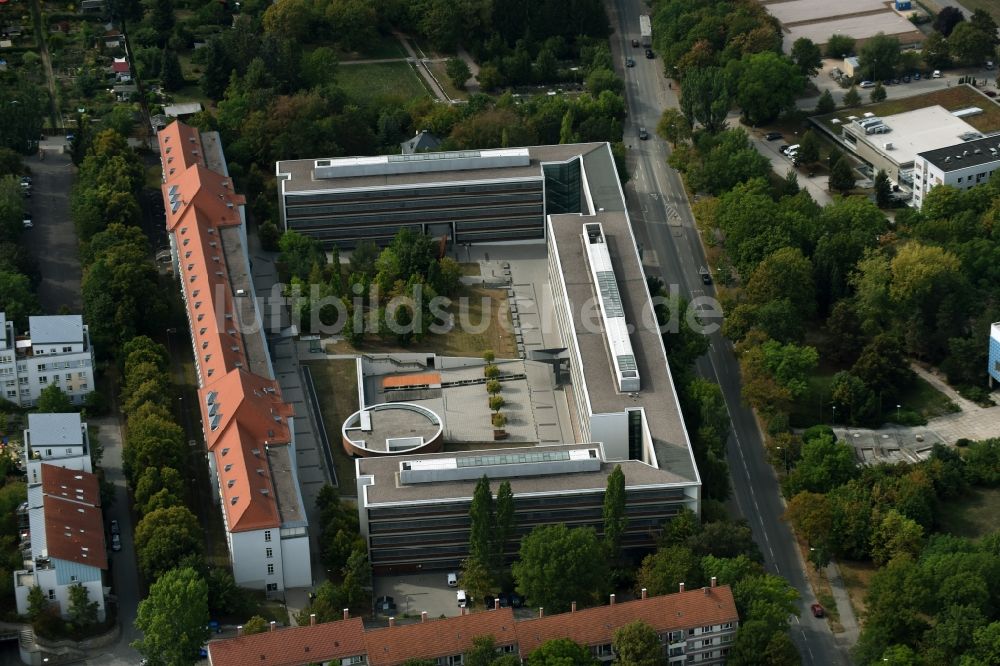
373;572;466;620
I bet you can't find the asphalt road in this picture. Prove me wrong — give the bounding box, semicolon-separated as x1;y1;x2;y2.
22;149;82;313
607;1;850;664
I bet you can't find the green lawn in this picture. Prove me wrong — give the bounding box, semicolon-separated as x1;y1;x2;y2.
789;372;956;428
936;0;1000;22
427;60;469;101
339;33;408;61
336;61;430;102
302;359;360;495
941;487;1000;539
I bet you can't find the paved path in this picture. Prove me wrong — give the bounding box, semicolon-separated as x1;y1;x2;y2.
910;362;980;412
457;46;481;94
393;31;451;102
28;0;62;128
824;562;860;646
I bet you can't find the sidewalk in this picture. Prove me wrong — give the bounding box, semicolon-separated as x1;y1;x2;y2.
393;31;450;103
824;562;860;648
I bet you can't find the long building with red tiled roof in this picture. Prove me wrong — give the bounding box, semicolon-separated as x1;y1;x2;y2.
208;584;739;666
14;462;108;622
159;120;311;592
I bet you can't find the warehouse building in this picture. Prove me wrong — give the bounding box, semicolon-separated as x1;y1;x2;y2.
761;0;924;53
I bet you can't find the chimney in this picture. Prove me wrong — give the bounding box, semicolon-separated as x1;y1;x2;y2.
269;621;276;632
610;594;616;606
711;576;717;588
538;607;544;618
236;625;243;636
703;586;709;595
571;601;577;613
679;582;685;593
389;617;395;627
310;613;316;626
494;598;500;610
641;588;648;600
343;609;349;621
421;611;427;623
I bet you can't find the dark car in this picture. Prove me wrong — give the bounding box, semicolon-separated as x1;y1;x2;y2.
902;75;911;83
498;593;511;608
986;90;998;97
484;594;496;609
892;78;900;84
110;519;120;536
913;72;921;80
639;127;649;140
645;48;654;59
111;533;121;552
631;38;639;48
764;132;782;141
509;592;525;608
375;595;397;614
778;144;790;154
625;57;635;68
811;603;825;618
700;268;712;285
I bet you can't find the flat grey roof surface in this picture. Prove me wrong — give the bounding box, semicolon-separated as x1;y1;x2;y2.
265;443;307;527
27;413;84;447
784;14;923;47
359;443;690;505
277;143;606;193
919;133;1000;171
549;210;696;483
843;106;979;167
29;315;84;344
348;406;440;453
220;226;271;379
763;0;887;25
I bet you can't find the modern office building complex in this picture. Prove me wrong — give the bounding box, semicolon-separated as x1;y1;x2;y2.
208;584;739;666
0;312;95;408
14;414;107;623
158;121;311;593
275;144;620;246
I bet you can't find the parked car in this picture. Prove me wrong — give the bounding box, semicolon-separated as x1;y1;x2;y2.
987;60;995;70
22;212;32;229
933;70;942;78
645;49;654;59
699;267;712;285
811;603;825;618
913;72;921;80
986;90;998;98
764;131;782;141
778;144;790;154
375;595;396;614
497;592;511;608
639;127;649;140
859;80;876;88
447;572;458;587
484;594;496;609
110;519;120;536
902;75;911;83
783;144;800;156
457;590;468;608
631;38;639;47
509;592;524;608
111;533;121;552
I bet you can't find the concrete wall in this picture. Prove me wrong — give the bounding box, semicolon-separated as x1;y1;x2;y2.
280;534;312;588
590;412;628;461
231;529;284;591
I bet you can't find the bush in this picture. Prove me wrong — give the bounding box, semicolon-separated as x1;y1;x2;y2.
958;385;995;406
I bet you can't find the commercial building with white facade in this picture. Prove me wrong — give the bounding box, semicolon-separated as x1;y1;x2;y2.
913;134;1000;208
0;313;95;408
989;323;1000;387
14;414;106;623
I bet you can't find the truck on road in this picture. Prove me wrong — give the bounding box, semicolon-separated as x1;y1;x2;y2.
640;14;652;48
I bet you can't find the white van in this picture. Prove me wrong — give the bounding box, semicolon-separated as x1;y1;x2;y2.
783;144;800;156
447;572;458;587
457;590;468;608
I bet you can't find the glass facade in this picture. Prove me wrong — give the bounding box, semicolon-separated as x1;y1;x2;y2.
543;158;584;214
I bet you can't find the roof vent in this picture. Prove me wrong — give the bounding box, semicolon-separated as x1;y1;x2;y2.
260;489;269;495
230;496;238;505
251;448;260;456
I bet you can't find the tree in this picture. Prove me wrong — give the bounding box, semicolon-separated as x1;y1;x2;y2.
134;506;203;578
611;620;662;666
36;384;75;413
732;52;805;126
874;169;892;207
512;524;609;612
0;271;40;331
123;410;186;479
826;34;856;58
68;583;99;628
949;21;996;66
603;465;627;558
160;50;184;91
465;635;499;666
870;82;887;103
859;33;901;81
971;8;1000;45
687;520;762;561
783;434;858;496
134;466;184;516
796;130;821;165
278;230;325;282
493;480;515;569
133;567;210;666
815;89;836;114
460;556;495;604
934;6;966;37
149;0;176;42
870;509;924;565
829;156;856;193
636;545;701;596
790;38;823;76
242;615;269;635
656;108;691;147
678;67;731;133
843;86;861;107
27;585;48;621
446;58;472;90
923;31;953;70
469;475;494;566
528;637;599;666
784;491;832;548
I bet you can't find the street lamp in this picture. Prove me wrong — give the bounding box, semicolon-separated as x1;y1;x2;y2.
832;405;837;426
776;446;789;474
896;404;901;422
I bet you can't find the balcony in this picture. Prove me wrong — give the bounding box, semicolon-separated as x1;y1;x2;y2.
15;570;34;588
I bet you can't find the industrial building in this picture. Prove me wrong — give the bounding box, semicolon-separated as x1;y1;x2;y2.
208;584;739;666
0;313;95;408
762;0;924;53
158;121;311;593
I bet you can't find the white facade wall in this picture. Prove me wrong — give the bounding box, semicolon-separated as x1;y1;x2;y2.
913;154;1000;208
230;529;284;592
279;533;312;588
0;341;94;407
24;565;106;622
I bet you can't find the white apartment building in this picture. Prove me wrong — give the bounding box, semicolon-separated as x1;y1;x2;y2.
0;313;95;408
24;413;93;482
913;135;1000;208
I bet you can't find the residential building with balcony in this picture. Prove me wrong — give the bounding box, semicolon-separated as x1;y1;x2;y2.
24;412;93;482
13;464;107;622
158;120;311;593
0;312;95;408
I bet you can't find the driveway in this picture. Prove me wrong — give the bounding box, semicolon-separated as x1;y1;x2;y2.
746;129;835;205
22;149;82;313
